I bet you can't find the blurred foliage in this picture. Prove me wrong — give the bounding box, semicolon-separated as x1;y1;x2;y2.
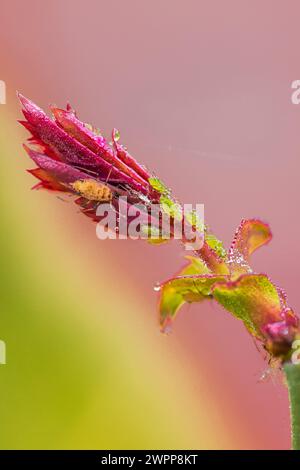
0;107;225;449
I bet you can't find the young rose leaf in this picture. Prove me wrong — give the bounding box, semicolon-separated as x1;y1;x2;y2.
159;256;211;330
228;219;272;278
159;256;228;330
166;274;228;300
212;274;282;339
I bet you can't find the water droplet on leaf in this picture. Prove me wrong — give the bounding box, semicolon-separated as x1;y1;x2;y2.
113;128;121;142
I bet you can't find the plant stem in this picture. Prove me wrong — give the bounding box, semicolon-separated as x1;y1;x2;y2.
284;363;300;450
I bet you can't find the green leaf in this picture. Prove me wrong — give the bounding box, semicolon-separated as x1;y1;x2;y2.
165;274;228;300
212;274;282;338
228;219;272;278
159;286;186;332
232;219;272;258
159;256;225;330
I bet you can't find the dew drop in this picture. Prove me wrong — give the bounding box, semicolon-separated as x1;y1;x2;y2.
154;283;161;292
113;128;121;142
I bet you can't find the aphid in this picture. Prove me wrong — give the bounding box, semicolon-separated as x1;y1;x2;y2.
71;179;113;202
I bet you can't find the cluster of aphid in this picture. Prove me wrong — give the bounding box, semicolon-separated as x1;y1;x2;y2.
71;179;113;203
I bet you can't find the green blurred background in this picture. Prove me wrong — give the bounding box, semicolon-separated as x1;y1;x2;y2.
0;111;233;449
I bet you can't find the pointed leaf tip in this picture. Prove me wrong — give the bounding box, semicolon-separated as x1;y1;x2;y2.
228;219;272;278
231;218;272;258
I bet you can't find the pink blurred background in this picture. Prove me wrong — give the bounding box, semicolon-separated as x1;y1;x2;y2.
1;0;300;449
